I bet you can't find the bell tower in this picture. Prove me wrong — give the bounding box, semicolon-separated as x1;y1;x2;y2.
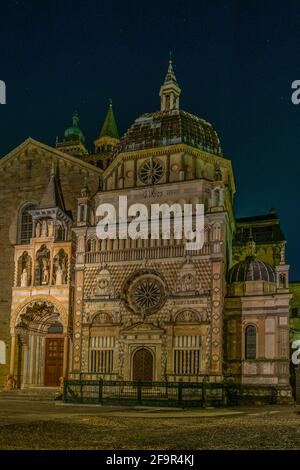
159;59;181;111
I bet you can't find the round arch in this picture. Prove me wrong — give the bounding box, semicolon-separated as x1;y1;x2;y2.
131;347;154;382
11;294;69;332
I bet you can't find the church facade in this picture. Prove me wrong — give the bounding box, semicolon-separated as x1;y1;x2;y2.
0;62;292;401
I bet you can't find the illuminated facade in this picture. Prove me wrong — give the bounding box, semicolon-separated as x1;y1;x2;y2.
0;62;293;400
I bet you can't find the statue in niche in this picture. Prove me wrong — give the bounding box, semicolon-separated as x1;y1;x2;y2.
35;222;41;238
55;265;63;285
35;245;50;286
53;249;68;285
18;251;32;287
20;268;28;287
41;220;48;237
42;258;50;284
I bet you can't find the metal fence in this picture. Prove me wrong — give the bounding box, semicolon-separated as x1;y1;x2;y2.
63;379;225;407
63;379;280;407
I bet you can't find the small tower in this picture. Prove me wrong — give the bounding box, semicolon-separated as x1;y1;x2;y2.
159;58;181;111
56;111;89;157
30;161;73;243
89;100;120;169
276;242;290;291
76;177;92;227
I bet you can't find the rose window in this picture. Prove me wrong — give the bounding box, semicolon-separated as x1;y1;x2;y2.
139;158;163;185
125;274;166;315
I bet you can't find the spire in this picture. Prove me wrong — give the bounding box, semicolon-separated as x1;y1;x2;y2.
39;161;66;211
159;57;181;111
93;100;120;161
99;100;119;139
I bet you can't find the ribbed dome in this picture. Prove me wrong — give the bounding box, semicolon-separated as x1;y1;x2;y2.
114;109;222;156
64;112;85;143
228;256;276;283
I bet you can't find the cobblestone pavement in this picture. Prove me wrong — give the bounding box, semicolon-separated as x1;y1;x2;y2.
0;398;299;449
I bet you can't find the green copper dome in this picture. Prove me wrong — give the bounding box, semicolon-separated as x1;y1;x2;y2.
64;112;85;143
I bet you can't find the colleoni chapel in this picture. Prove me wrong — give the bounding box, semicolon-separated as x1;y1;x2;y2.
0;61;292;400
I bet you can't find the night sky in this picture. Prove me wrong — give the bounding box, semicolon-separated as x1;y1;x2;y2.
1;0;300;278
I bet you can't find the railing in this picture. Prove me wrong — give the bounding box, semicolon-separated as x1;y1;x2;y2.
63;379;280;407
83;241;220;264
63;379;225;407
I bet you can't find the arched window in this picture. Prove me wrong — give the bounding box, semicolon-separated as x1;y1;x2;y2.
245;325;257;360
19;204;36;244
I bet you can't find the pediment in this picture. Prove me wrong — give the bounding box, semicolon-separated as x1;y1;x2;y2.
0;137;101;175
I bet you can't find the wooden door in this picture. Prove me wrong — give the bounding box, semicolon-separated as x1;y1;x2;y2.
132;348;153;381
44;337;64;386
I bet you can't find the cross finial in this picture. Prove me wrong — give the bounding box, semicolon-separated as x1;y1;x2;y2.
72;111;79;127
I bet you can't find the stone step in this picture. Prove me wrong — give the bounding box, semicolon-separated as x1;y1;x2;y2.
0;387;60;401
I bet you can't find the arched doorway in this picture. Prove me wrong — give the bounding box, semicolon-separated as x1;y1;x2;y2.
11;300;68;387
44;322;64;386
132;348;153;381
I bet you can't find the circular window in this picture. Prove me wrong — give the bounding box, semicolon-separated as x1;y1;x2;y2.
126;274;166;315
139;158;163;185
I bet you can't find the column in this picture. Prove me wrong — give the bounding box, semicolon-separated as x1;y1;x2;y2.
9;334;16;376
23;344;28;385
63;335;69;378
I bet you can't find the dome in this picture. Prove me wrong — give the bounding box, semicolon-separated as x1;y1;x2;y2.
228;256;276;283
114;109;222;156
64;112;85;143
